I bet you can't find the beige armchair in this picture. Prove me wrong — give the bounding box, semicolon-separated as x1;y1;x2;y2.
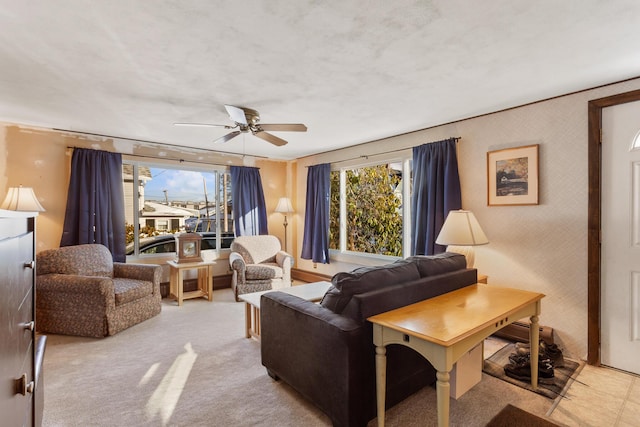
229;235;293;301
36;244;162;338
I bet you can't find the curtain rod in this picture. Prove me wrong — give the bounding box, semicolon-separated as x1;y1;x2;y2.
65;146;262;168
56;128;268;160
309;136;461;167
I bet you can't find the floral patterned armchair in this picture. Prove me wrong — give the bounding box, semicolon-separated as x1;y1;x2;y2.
36;244;162;337
229;235;293;301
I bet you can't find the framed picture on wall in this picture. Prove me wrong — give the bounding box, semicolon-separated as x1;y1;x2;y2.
487;144;539;206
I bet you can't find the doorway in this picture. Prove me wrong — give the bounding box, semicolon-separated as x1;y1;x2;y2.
600;100;640;374
587;88;640;367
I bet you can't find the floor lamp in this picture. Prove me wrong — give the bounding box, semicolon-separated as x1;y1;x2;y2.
275;197;294;252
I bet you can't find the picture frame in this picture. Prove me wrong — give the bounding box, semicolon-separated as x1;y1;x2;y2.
487;144;539;206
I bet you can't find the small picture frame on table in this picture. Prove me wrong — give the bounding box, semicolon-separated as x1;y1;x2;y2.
175;232;203;263
487;144;539;206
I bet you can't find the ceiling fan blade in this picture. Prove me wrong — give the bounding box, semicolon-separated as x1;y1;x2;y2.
213;131;242;144
259;123;307;132
254;131;288;146
224;105;248;125
174;122;229;128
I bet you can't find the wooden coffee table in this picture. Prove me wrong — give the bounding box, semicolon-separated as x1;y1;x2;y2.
239;281;332;340
368;284;544;427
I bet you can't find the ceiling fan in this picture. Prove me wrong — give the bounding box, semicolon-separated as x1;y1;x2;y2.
174;105;307;146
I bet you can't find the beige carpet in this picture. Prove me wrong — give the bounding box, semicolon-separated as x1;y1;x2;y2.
42;289;554;427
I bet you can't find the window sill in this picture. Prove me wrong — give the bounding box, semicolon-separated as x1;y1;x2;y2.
329;249;401;267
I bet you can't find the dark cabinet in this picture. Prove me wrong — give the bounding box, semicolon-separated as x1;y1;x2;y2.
0;210;46;426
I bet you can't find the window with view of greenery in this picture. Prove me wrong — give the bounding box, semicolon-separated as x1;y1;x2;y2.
330;162;406;257
123;163;233;256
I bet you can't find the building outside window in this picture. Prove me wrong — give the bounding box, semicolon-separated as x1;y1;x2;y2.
123;163;233;256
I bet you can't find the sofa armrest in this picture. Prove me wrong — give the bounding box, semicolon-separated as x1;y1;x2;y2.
260;292;368;426
114;262;161;296
275;251;293;269
229;251;246;282
113;262;159;282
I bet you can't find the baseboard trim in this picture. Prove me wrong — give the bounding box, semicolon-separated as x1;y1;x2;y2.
160;274;232;298
291;268;332;283
161;270;329;298
492;321;554;344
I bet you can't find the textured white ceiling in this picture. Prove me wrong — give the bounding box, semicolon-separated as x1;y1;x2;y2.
0;1;638;160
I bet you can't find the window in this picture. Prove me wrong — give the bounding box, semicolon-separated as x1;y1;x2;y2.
123;163;233;257
330;159;411;258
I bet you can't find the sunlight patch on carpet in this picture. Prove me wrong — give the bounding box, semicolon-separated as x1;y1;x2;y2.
145;342;198;426
139;362;160;387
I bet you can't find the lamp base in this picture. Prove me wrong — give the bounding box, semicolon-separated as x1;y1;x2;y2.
446;245;474;268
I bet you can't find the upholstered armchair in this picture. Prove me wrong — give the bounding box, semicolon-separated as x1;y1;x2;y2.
229;235;293;301
36;244;162;338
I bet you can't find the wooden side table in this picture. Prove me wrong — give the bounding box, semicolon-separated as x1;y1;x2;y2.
166;260;214;306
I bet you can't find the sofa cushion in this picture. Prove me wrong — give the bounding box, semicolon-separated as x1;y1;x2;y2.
321;259;420;314
245;263;283;280
406;252;466;277
113;278;153;305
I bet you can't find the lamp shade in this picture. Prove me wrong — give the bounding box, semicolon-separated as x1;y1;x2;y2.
436;210;488;246
274;197;294;214
1;186;45;212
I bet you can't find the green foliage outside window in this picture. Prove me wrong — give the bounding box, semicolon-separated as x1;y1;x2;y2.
330;164;403;256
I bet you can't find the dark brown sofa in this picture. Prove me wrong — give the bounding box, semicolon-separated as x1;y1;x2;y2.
260;252;477;427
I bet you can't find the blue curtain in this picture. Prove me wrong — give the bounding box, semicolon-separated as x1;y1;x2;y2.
301;163;331;264
230;166;268;236
60;148;126;262
411;138;462;256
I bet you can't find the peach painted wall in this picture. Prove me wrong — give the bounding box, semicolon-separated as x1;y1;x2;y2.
0;125;289;262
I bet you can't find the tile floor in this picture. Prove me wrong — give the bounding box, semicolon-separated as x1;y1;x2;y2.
484;336;640;426
549;364;640;426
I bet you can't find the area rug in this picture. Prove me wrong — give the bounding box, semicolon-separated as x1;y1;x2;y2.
483;343;583;399
485;404;561;427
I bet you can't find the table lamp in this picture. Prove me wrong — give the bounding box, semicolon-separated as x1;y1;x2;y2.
435;210;488;268
275;197;294;252
1;185;46;212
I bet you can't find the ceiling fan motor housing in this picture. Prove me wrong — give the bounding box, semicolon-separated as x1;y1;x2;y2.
239;107;260;125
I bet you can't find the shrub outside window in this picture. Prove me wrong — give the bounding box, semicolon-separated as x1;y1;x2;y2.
330;161;408;257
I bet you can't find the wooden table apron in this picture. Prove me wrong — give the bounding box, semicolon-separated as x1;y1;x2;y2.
369;284;544;427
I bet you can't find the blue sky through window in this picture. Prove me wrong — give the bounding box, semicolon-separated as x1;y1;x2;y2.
144;168;216;202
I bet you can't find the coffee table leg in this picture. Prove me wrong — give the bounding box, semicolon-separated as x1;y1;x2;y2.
254;306;260;336
244;302;251;338
375;345;387;427
436;371;450;427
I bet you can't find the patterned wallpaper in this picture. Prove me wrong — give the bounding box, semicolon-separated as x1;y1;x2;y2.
297;77;640;360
